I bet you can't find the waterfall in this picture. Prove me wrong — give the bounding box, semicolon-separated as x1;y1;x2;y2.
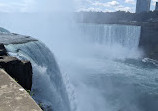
5;41;71;111
78;24;141;49
75;23;142;59
54;24;158;111
2;23;143;111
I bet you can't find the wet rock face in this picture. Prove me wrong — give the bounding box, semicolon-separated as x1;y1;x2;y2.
0;44;7;56
138;23;158;60
0;44;32;90
0;56;32;90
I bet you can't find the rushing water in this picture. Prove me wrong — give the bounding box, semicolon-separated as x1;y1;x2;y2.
5;41;71;111
78;24;141;49
4;24;158;111
57;24;158;111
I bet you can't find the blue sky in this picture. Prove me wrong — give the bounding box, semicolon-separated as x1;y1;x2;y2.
0;0;157;13
76;0;158;12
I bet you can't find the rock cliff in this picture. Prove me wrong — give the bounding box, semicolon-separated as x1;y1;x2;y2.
0;27;42;111
0;56;32;90
0;33;34;91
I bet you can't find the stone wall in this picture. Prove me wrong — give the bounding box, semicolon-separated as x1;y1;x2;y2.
0;69;42;111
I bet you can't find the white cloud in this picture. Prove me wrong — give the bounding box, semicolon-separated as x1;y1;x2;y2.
77;7;102;12
0;0;36;12
116;5;132;11
125;0;135;4
77;7;113;12
77;0;135;12
92;1;119;7
108;1;120;6
0;0;73;13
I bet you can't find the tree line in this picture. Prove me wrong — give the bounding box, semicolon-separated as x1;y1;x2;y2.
75;11;158;24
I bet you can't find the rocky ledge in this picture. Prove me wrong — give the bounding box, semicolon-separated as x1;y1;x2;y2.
0;69;42;111
0;35;33;91
0;29;41;111
0;56;32;90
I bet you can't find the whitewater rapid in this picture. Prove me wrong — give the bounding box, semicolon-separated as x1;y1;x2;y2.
57;24;158;111
3;23;158;111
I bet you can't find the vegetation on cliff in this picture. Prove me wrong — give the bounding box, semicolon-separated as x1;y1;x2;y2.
75;11;158;24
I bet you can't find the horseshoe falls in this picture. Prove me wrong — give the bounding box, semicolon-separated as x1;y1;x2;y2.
4;23;158;111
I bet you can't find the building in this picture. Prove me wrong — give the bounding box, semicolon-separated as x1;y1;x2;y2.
155;2;158;11
136;0;151;13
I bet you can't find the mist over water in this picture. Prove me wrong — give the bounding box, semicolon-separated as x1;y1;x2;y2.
1;0;158;111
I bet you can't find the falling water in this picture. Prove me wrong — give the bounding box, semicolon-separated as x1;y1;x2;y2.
78;23;141;49
56;24;158;111
2;19;158;111
5;41;72;111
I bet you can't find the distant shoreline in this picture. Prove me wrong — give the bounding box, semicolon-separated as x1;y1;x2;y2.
75;11;158;25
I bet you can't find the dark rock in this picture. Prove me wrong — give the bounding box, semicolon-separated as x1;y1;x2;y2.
136;23;158;60
0;44;7;56
0;49;7;56
0;56;32;90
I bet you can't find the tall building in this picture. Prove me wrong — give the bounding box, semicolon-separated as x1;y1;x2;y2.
155;2;158;11
136;0;151;13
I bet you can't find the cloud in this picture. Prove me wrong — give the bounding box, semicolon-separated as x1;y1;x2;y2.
76;0;135;12
125;0;135;4
0;0;36;13
92;1;119;7
0;0;153;13
116;5;132;11
77;7;113;12
0;0;74;13
108;1;120;6
77;7;102;12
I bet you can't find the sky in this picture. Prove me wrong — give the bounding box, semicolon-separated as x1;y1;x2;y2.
0;0;157;13
76;0;158;12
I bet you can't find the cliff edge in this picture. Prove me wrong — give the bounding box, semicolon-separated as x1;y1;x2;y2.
0;43;32;91
0;69;42;111
0;28;42;111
